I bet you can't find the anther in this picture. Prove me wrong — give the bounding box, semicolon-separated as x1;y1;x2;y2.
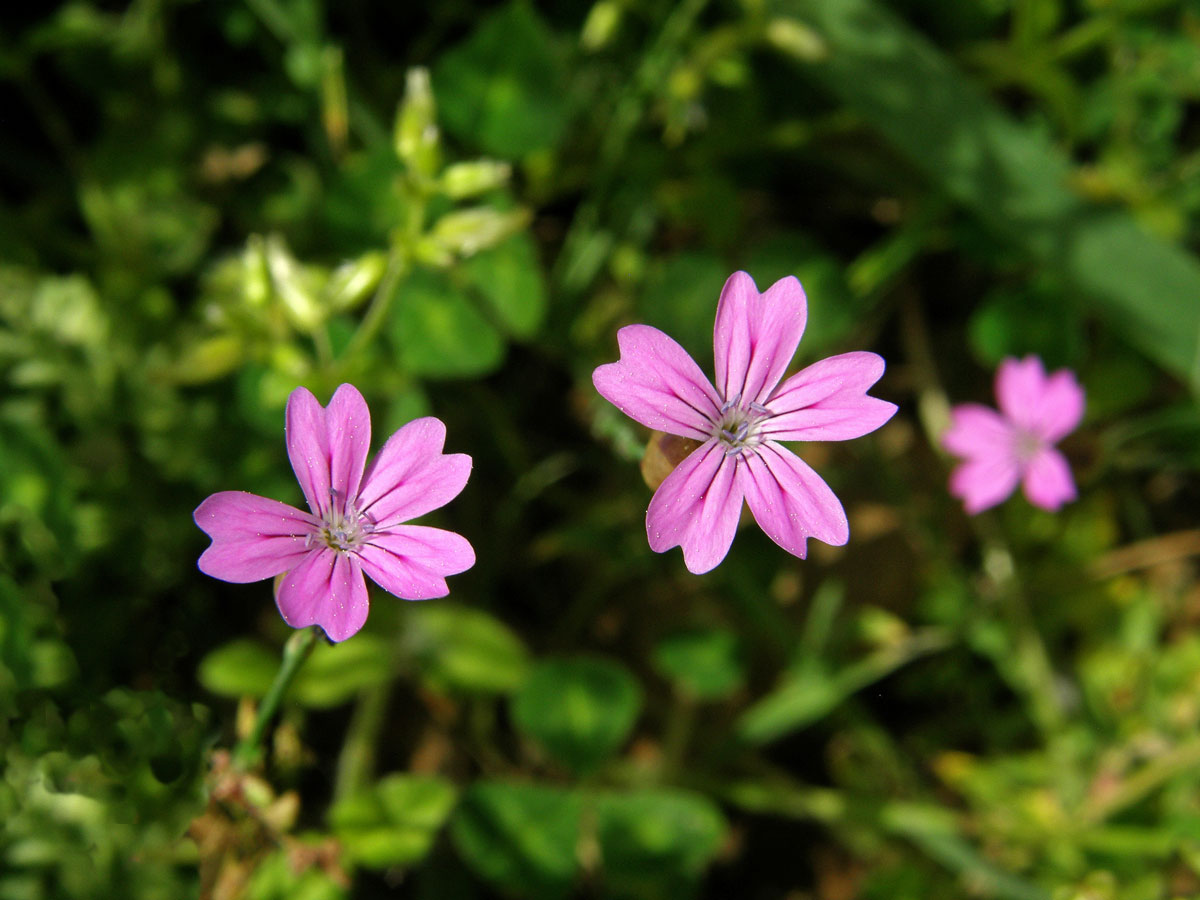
749;402;771;415
720;393;742;414
721;429;736;442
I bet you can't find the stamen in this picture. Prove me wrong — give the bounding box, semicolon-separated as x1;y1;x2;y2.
724;444;745;457
721;429;736;442
749;401;771;415
720;393;742;414
735;422;749;441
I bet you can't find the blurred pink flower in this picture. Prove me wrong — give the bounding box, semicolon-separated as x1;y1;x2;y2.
593;270;897;574
194;384;474;642
942;356;1085;514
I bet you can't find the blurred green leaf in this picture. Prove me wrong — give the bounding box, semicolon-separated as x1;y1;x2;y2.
330;774;457;869
242;845;349;900
652;628;745;701
292;634;393;708
967;284;1084;369
595;788;728;900
433;1;570;157
460;233;548;339
197;638;279;700
199;635;393;708
777;0;1200;392
738;629;950;744
637;252;729;361
387;268;505;378
511;656;642;773
406;603;530;695
451;780;582;900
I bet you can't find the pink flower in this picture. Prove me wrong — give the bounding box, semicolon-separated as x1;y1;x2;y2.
194;384;474;642
942;356;1084;514
592;271;897;574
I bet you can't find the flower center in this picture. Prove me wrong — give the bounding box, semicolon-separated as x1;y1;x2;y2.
1013;428;1042;465
712;394;773;456
310;492;374;552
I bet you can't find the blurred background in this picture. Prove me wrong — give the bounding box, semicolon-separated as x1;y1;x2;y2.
2;1;1200;898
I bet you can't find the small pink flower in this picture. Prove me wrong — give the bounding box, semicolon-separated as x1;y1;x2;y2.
593;270;897;574
942;356;1085;514
194;384;474;642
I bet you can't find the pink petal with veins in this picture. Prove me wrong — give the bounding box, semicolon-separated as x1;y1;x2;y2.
326;383;372;516
646;441;743;574
194;491;317;583
357;417;472;527
593;325;722;440
763;351;897;442
740;443;848;558
275;548;370;642
357;525;476;600
286;386;333;519
713;272;807;406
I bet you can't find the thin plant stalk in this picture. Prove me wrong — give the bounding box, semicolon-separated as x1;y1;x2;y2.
233;625;321;769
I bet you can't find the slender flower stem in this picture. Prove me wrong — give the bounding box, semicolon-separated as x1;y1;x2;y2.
233;626;321;769
341;250;411;362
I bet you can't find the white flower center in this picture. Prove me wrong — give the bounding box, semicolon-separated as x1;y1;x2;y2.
309;492;374;552
712;394;774;456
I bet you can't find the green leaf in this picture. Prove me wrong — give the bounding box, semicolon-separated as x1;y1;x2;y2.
197;638;279;700
637;252;729;363
595;788;728;900
737;629;950;744
330;774;458;869
388;268;505;378
198;635;393;709
406;603;530;695
774;0;1200;391
460;233;548;339
511;656;642;773
652;628;745;701
433;1;570;157
967;284;1084;368
291;634;393;708
450;780;582;900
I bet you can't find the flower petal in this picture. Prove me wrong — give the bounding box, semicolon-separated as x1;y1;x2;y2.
760;351;897;442
327;384;372;517
1022;447;1077;511
593;324;721;440
942;403;1016;460
948;453;1021;515
996;356;1085;444
194;491;318;583
740;442;848;558
713;272;807;406
357;417;472;527
275;548;370;642
1031;370;1085;443
645;440;743;574
357;525;476;600
286;386;333;518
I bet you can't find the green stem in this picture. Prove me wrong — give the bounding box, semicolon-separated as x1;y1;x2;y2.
233;626;321;769
341;250;410;362
333;677;393;801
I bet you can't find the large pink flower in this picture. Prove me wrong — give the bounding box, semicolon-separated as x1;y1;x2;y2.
592;271;897;574
942;355;1084;515
194;384;474;642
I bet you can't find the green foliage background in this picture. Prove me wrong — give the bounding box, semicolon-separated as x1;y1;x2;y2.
2;0;1200;897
